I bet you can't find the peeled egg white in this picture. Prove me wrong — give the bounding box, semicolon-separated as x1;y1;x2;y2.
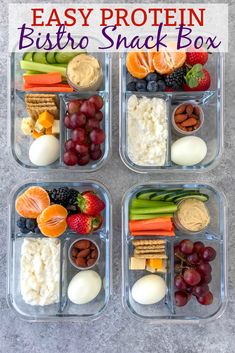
131;274;167;305
68;270;102;305
29;135;60;166
171;136;207;166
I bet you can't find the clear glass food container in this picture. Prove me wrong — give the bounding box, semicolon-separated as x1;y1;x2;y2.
7;180;112;321
122;182;227;323
119;50;224;173
8;40;112;171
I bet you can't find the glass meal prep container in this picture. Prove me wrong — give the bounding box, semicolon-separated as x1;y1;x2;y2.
119;50;224;173
8;41;112;171
7;180;112;321
122;182;227;323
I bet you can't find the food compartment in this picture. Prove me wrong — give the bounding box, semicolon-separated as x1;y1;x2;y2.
8;181;112;321
122;183;227;322
9;49;111;171
119;50;223;173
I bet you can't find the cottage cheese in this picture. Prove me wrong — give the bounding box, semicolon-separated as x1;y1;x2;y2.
127;95;168;166
21;238;60;306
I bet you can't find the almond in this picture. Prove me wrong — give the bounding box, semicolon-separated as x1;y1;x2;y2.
91;249;98;259
189;113;199;120
193;106;201;116
71;248;78;257
175;104;186;115
181;118;198;127
77;249;90;258
75;257;86;267
87;258;96;267
74;240;91;250
175;114;188;123
186;104;193;115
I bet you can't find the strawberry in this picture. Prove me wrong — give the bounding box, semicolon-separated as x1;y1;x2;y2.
93;214;103;230
77;191;105;216
186;47;208;66
183;64;211;91
67;213;100;234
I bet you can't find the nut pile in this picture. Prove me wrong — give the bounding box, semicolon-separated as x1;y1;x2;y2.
70;239;99;268
174;103;202;132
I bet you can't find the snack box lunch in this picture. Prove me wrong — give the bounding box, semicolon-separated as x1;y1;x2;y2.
122;183;227;323
7;181;112;321
9;45;111;171
119;47;224;173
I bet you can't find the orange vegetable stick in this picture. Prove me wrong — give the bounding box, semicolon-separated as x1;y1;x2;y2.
24;72;62;85
129;218;173;232
24;84;73;92
131;230;175;236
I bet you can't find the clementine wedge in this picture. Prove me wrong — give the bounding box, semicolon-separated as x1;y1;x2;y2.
37;204;68;237
15;186;50;218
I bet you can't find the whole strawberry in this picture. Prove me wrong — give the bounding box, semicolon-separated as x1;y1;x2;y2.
67;213;100;234
183;64;210;91
186;48;208;66
77;191;105;216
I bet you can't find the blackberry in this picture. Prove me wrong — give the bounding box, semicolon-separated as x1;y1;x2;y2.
48;187;70;205
68;189;79;205
164;66;187;89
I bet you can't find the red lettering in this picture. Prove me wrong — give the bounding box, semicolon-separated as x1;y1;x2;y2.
116;8;129;26
31;8;44;26
189;8;205;26
45;9;61;27
165;8;177;26
100;8;113;26
77;8;93;26
64;8;76;26
149;8;163;26
131;8;147;26
178;8;186;26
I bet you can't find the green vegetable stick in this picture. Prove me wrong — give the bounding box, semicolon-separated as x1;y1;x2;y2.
129;213;173;220
131;198;174;208
130;205;177;215
20;61;67;76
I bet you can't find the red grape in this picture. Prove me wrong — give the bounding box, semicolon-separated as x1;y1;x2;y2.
70;113;86;128
179;239;194;255
174;263;182;274
174;275;187;290
90;148;102;161
90;143;101;152
196;291;213;305
64;115;72;129
71;128;86;144
86;118;100;132
64;139;76;152
80;101;96;118
201;273;212;284
77;153;90;166
175;291;188;307
94;111;103;121
192;284;209;297
67;100;82;114
201;247;216;262
75;143;89;155
187;252;200;265
198;262;212;275
90;128;105;144
193;241;205;254
63;151;78;166
183;268;201;286
88;95;104;111
186;285;193;294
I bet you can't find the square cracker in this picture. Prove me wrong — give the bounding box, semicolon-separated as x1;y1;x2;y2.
135;253;168;259
132;239;166;246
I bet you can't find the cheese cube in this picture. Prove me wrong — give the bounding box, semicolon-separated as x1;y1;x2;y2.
129;257;146;270
21;117;35;135
38;111;54;129
52;120;60;134
34;120;45;133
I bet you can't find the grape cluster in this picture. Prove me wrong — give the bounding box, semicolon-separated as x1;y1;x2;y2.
174;239;216;307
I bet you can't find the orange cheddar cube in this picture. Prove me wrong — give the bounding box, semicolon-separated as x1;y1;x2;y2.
46;127;52;135
38;111;54;129
32;130;44;139
147;258;163;269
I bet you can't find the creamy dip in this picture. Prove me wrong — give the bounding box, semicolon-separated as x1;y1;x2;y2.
67;54;102;90
177;198;210;232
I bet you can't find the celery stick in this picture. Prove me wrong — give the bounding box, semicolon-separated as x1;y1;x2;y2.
131;198;174;208
129;213;173;220
20;60;66;76
130;205;177;215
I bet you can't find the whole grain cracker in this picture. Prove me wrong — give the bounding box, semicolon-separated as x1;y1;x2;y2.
135;253;168;259
135;245;165;250
132;239;166;246
134;249;166;254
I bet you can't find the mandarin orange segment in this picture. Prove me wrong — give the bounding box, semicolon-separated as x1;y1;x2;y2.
126;52;150;79
15;186;50;218
152;44;186;75
147;51;155;72
37;204;68;237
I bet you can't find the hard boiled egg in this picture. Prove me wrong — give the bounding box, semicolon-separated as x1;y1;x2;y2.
68;270;102;305
131;274;167;305
29;135;60;166
171;136;207;166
